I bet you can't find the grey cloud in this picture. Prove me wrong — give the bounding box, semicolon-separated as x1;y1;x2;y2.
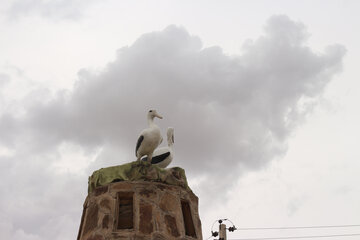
0;15;346;239
0;151;86;240
0;73;10;109
6;0;98;21
11;16;345;174
0;73;10;87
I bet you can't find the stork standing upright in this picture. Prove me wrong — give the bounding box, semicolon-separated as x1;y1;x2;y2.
135;110;163;163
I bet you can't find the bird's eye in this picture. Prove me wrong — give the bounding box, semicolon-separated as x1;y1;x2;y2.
149;110;153;112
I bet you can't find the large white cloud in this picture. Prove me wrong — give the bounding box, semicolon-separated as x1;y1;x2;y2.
0;15;345;239
2;15;345;173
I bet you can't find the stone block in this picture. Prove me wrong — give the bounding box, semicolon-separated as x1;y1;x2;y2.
159;192;179;213
83;203;99;237
99;198;112;213
86;234;104;240
139;203;153;234
164;214;180;237
94;185;109;196
111;182;134;192
152;232;167;240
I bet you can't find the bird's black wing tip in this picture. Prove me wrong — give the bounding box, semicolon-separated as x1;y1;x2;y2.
136;135;144;155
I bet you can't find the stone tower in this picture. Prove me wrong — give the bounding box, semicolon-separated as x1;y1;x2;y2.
77;162;203;240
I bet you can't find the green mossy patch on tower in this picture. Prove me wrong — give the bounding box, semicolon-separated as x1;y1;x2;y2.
88;161;190;193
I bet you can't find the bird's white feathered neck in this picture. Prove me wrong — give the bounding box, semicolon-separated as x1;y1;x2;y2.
147;115;157;127
167;128;174;147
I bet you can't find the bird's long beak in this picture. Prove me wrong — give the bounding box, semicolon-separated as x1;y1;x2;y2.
155;113;163;119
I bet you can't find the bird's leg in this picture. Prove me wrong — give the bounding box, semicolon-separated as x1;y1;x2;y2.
135;156;145;168
147;153;153;164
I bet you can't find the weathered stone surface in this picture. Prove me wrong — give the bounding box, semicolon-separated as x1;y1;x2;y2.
94;185;108;196
139;203;153;234
152;232;167;240
102;215;110;229
133;235;147;240
111;182;134;191
164;214;180;237
83;203;99;237
139;188;155;198
155;183;178;193
189;192;198;205
110;232;133;239
100;198;111;212
153;210;163;232
86;234;104;240
79;179;202;240
159;192;178;213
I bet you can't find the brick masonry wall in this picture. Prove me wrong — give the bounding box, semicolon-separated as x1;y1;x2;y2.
77;181;203;240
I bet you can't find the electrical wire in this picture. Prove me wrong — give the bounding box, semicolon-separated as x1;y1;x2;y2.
211;219;220;231
226;219;236;227
228;233;360;240
208;218;360;239
235;224;360;230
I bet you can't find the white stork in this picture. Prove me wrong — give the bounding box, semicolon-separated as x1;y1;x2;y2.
142;127;174;168
135;110;163;162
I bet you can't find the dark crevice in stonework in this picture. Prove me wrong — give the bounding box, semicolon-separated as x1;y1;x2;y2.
116;192;134;230
181;200;196;238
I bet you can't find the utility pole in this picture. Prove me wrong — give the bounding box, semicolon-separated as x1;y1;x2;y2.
219;221;227;240
210;219;236;240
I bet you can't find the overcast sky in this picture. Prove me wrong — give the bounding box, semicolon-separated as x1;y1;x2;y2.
1;1;360;239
